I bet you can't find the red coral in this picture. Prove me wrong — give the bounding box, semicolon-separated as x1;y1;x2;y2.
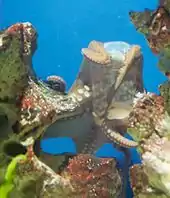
62;154;121;198
6;23;24;35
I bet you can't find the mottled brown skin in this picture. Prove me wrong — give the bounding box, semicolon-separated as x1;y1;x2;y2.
0;23;92;143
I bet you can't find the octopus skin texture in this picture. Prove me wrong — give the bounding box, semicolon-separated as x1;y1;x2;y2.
42;40;144;155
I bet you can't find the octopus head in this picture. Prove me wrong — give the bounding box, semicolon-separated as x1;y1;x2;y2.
44;75;66;93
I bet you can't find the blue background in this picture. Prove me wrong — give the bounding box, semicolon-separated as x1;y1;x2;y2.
2;0;165;197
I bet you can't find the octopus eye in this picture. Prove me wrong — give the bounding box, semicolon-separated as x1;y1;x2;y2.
45;75;66;93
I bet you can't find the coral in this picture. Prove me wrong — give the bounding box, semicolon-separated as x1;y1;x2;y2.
127;91;170;197
0;152;121;198
129;6;170;54
61;154;122;198
13;154;73;198
159;80;170;117
128;92;167;142
0;35;28;100
129;3;170;76
129;164;168;198
128;2;170;197
0;22;37;140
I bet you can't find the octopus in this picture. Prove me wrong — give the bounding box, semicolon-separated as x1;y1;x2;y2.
43;75;66;93
129;1;170;76
0;22;144;197
41;40;143;153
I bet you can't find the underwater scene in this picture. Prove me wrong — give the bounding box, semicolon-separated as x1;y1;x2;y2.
2;0;170;197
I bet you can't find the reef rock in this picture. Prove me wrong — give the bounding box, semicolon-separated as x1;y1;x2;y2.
128;91;170;197
0;150;121;198
129;3;170;77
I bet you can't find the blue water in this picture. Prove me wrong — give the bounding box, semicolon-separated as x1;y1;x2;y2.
2;0;165;197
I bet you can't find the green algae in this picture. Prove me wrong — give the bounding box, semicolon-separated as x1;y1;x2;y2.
0;154;27;198
0;35;29;100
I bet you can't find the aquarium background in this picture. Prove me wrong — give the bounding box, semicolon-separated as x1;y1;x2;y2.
2;0;165;197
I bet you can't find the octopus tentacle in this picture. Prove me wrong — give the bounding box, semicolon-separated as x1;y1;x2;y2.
92;111;138;148
81;40;111;65
102;122;138;148
114;45;141;90
18;77;92;142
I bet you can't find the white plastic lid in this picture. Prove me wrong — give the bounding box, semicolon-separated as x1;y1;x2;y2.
104;41;131;62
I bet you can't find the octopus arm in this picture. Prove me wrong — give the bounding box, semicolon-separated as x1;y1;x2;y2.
102;123;138;148
106;45;144;111
42;112;94;150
